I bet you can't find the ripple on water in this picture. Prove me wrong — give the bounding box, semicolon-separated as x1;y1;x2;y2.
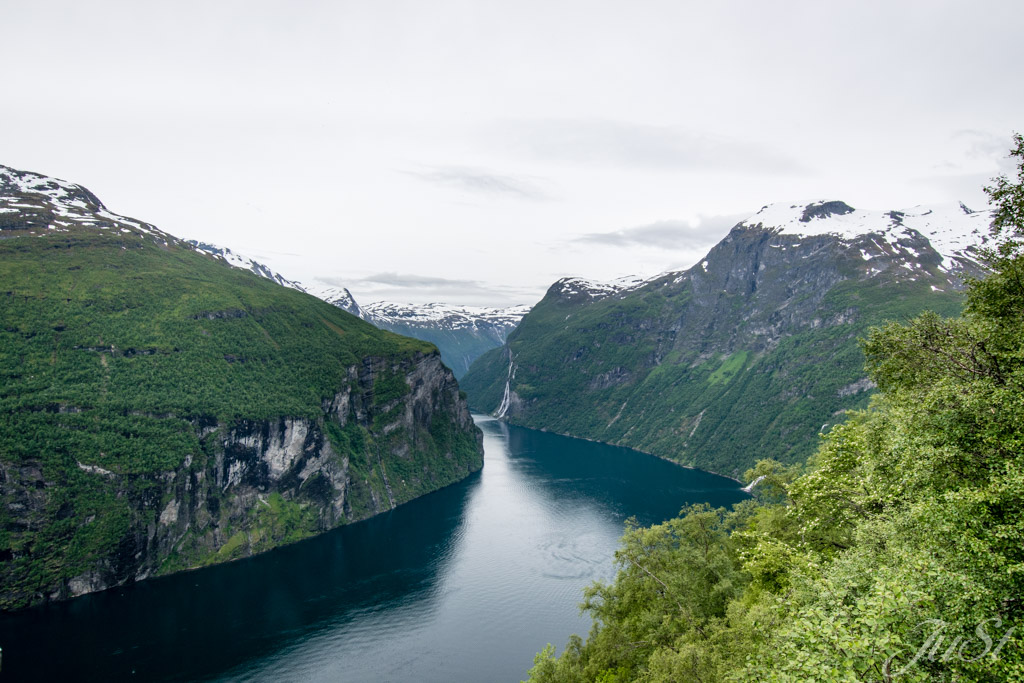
534;532;608;580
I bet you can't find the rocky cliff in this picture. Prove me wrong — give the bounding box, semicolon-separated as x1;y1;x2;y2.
4;351;480;606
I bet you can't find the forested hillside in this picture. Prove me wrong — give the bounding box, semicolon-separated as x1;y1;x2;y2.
0;165;483;609
525;135;1024;682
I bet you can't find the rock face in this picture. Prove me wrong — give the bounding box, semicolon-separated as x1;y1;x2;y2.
462;200;991;478
13;351;481;606
0;164;483;610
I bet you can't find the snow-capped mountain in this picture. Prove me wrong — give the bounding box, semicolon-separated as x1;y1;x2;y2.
0;164;177;244
547;274;657;301
361;302;530;377
301;283;365;319
186;241;364;317
0;162;523;376
543;199;991;308
362;301;531;331
462;198;995;477
185;241;305;289
739;199;990;278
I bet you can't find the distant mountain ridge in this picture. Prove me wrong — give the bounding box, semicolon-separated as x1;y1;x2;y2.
744;199;989;274
186;241;529;377
461;199;992;477
185;241;365;317
360;301;530;377
0;163;171;242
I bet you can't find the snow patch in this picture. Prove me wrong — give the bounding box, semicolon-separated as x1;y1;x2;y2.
740;200;991;268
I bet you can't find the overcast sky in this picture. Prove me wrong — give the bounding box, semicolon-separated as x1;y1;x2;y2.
5;1;1023;306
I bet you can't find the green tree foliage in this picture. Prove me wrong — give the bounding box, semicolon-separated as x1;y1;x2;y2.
526;135;1024;682
986;132;1024;256
0;226;481;608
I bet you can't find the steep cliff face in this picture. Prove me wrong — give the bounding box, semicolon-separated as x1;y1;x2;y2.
3;350;481;607
462;200;989;477
0;164;483;610
22;351;480;605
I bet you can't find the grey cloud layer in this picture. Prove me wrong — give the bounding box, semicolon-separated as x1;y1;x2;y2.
493;119;809;174
574;213;749;250
315;273;540;306
404;166;552;200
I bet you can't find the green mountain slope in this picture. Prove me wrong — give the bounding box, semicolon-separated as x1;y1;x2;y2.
186;241;528;378
0;165;483;610
462;201;986;478
525;139;1024;682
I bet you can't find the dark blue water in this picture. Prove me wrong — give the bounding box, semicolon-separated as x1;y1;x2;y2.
0;417;747;682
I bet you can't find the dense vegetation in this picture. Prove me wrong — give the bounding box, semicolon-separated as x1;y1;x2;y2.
525;135;1024;681
0;214;481;608
463;214;966;478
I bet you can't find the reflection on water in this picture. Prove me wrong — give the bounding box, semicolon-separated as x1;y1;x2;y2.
0;416;747;682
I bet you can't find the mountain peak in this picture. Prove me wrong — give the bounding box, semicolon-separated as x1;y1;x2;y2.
799;200;855;222
738;200;992;271
550;274;655;302
0;164;106;212
0;163;172;243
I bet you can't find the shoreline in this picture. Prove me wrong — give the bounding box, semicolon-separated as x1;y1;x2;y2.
473;412;748;487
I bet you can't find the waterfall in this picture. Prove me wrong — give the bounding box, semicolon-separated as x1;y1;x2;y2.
495;355;516;418
741;474;766;493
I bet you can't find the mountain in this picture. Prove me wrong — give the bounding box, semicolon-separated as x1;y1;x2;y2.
187;241;527;377
0;164;483;610
185;241;365;317
360;302;530;377
461;199;991;478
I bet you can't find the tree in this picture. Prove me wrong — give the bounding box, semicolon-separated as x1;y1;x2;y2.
525;134;1024;682
985;132;1024;254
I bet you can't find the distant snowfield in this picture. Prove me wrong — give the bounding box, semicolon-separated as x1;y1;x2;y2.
0;164;169;241
547;200;994;300
742;200;992;269
362;301;531;329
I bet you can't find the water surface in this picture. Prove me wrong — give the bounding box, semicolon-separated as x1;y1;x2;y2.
0;417;747;682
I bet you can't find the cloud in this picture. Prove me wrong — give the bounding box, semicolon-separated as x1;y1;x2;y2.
313;273;542;307
349;272;484;289
573;213;749;250
404;165;552;200
492;119;809;174
910;172;993;208
951;129;1018;165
